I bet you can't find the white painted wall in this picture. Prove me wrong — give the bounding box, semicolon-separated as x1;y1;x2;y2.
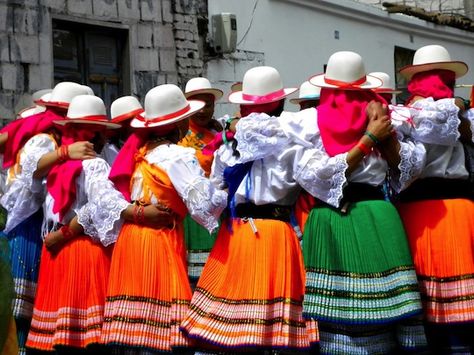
206;0;474;117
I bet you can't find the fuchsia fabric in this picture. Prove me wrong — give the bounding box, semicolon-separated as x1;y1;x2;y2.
2;110;63;168
317;88;386;157
407;69;455;102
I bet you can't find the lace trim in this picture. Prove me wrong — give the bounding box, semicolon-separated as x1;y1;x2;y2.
395;141;426;192
82;158;129;246
295;150;348;208
181;176;227;233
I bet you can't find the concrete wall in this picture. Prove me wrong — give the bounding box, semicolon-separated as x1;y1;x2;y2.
207;0;474;117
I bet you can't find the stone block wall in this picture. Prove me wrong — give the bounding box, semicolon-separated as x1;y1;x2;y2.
0;0;206;122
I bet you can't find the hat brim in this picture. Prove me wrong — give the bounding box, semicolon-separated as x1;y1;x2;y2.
185;88;224;101
43;101;69;109
130;100;205;129
399;61;468;80
228;88;298;105
289;96;320;104
54;119;121;129
111;109;144;123
374;89;402;94
309;73;382;90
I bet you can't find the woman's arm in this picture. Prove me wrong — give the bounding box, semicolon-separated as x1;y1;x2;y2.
33;141;97;179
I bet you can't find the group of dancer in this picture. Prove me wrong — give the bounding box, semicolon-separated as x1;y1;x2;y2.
0;43;473;355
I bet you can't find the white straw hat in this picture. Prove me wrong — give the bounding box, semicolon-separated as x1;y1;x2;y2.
32;89;52;104
369;72;402;94
185;77;223;100
309;51;382;90
399;45;468;80
111;96;144;123
55;95;120;128
43;82;93;109
131;84;205;129
290;81;321;104
228;66;297;105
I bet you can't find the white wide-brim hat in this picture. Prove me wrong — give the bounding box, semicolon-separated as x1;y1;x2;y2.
310;51;382;90
185;77;223;100
32;89;52;104
399;45;468;80
131;84;205;129
111;96;144;123
368;72;402;94
228;66;297;105
44;82;94;109
290;81;321;104
17;105;47;119
55;95;120;129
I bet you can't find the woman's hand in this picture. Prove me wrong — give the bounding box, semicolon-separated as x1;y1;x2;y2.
67;141;96;160
44;230;67;253
142;204;175;229
366;102;393;143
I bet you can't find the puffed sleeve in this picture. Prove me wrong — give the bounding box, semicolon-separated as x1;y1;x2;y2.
462;108;474;143
166;150;227;233
409;97;460;146
78;158;129;246
294;146;349;208
234;109;318;163
0;134;56;233
234;112;288;162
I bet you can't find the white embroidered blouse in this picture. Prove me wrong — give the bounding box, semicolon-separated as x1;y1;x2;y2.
230;108;426;208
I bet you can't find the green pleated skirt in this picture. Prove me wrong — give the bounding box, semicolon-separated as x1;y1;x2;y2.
183;214;219;286
303;200;427;353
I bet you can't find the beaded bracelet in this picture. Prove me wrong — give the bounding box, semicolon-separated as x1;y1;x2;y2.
225;117;235;130
364;131;379;145
133;204;145;225
356;141;371;156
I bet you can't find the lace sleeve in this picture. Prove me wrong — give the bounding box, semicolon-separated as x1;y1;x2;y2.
391;139;426;192
0;134;56;233
234;112;288;162
81;158;129;246
410;98;460;146
462;108;474;143
166;153;227;233
294;147;348;208
20;134;56;192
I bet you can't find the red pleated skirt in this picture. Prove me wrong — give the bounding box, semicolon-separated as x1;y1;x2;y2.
398;198;474;323
26;236;112;351
101;222;193;352
180;218;318;350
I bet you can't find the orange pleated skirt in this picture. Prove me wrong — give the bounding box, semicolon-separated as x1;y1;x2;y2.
101;222;192;352
397;198;474;323
180;218;318;350
26;236;112;351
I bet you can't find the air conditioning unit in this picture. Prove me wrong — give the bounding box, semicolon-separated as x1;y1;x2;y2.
211;13;237;54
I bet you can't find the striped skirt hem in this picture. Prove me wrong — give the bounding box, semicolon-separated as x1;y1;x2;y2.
419;273;474;323
180;287;318;349
101;296;191;352
26;305;104;350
